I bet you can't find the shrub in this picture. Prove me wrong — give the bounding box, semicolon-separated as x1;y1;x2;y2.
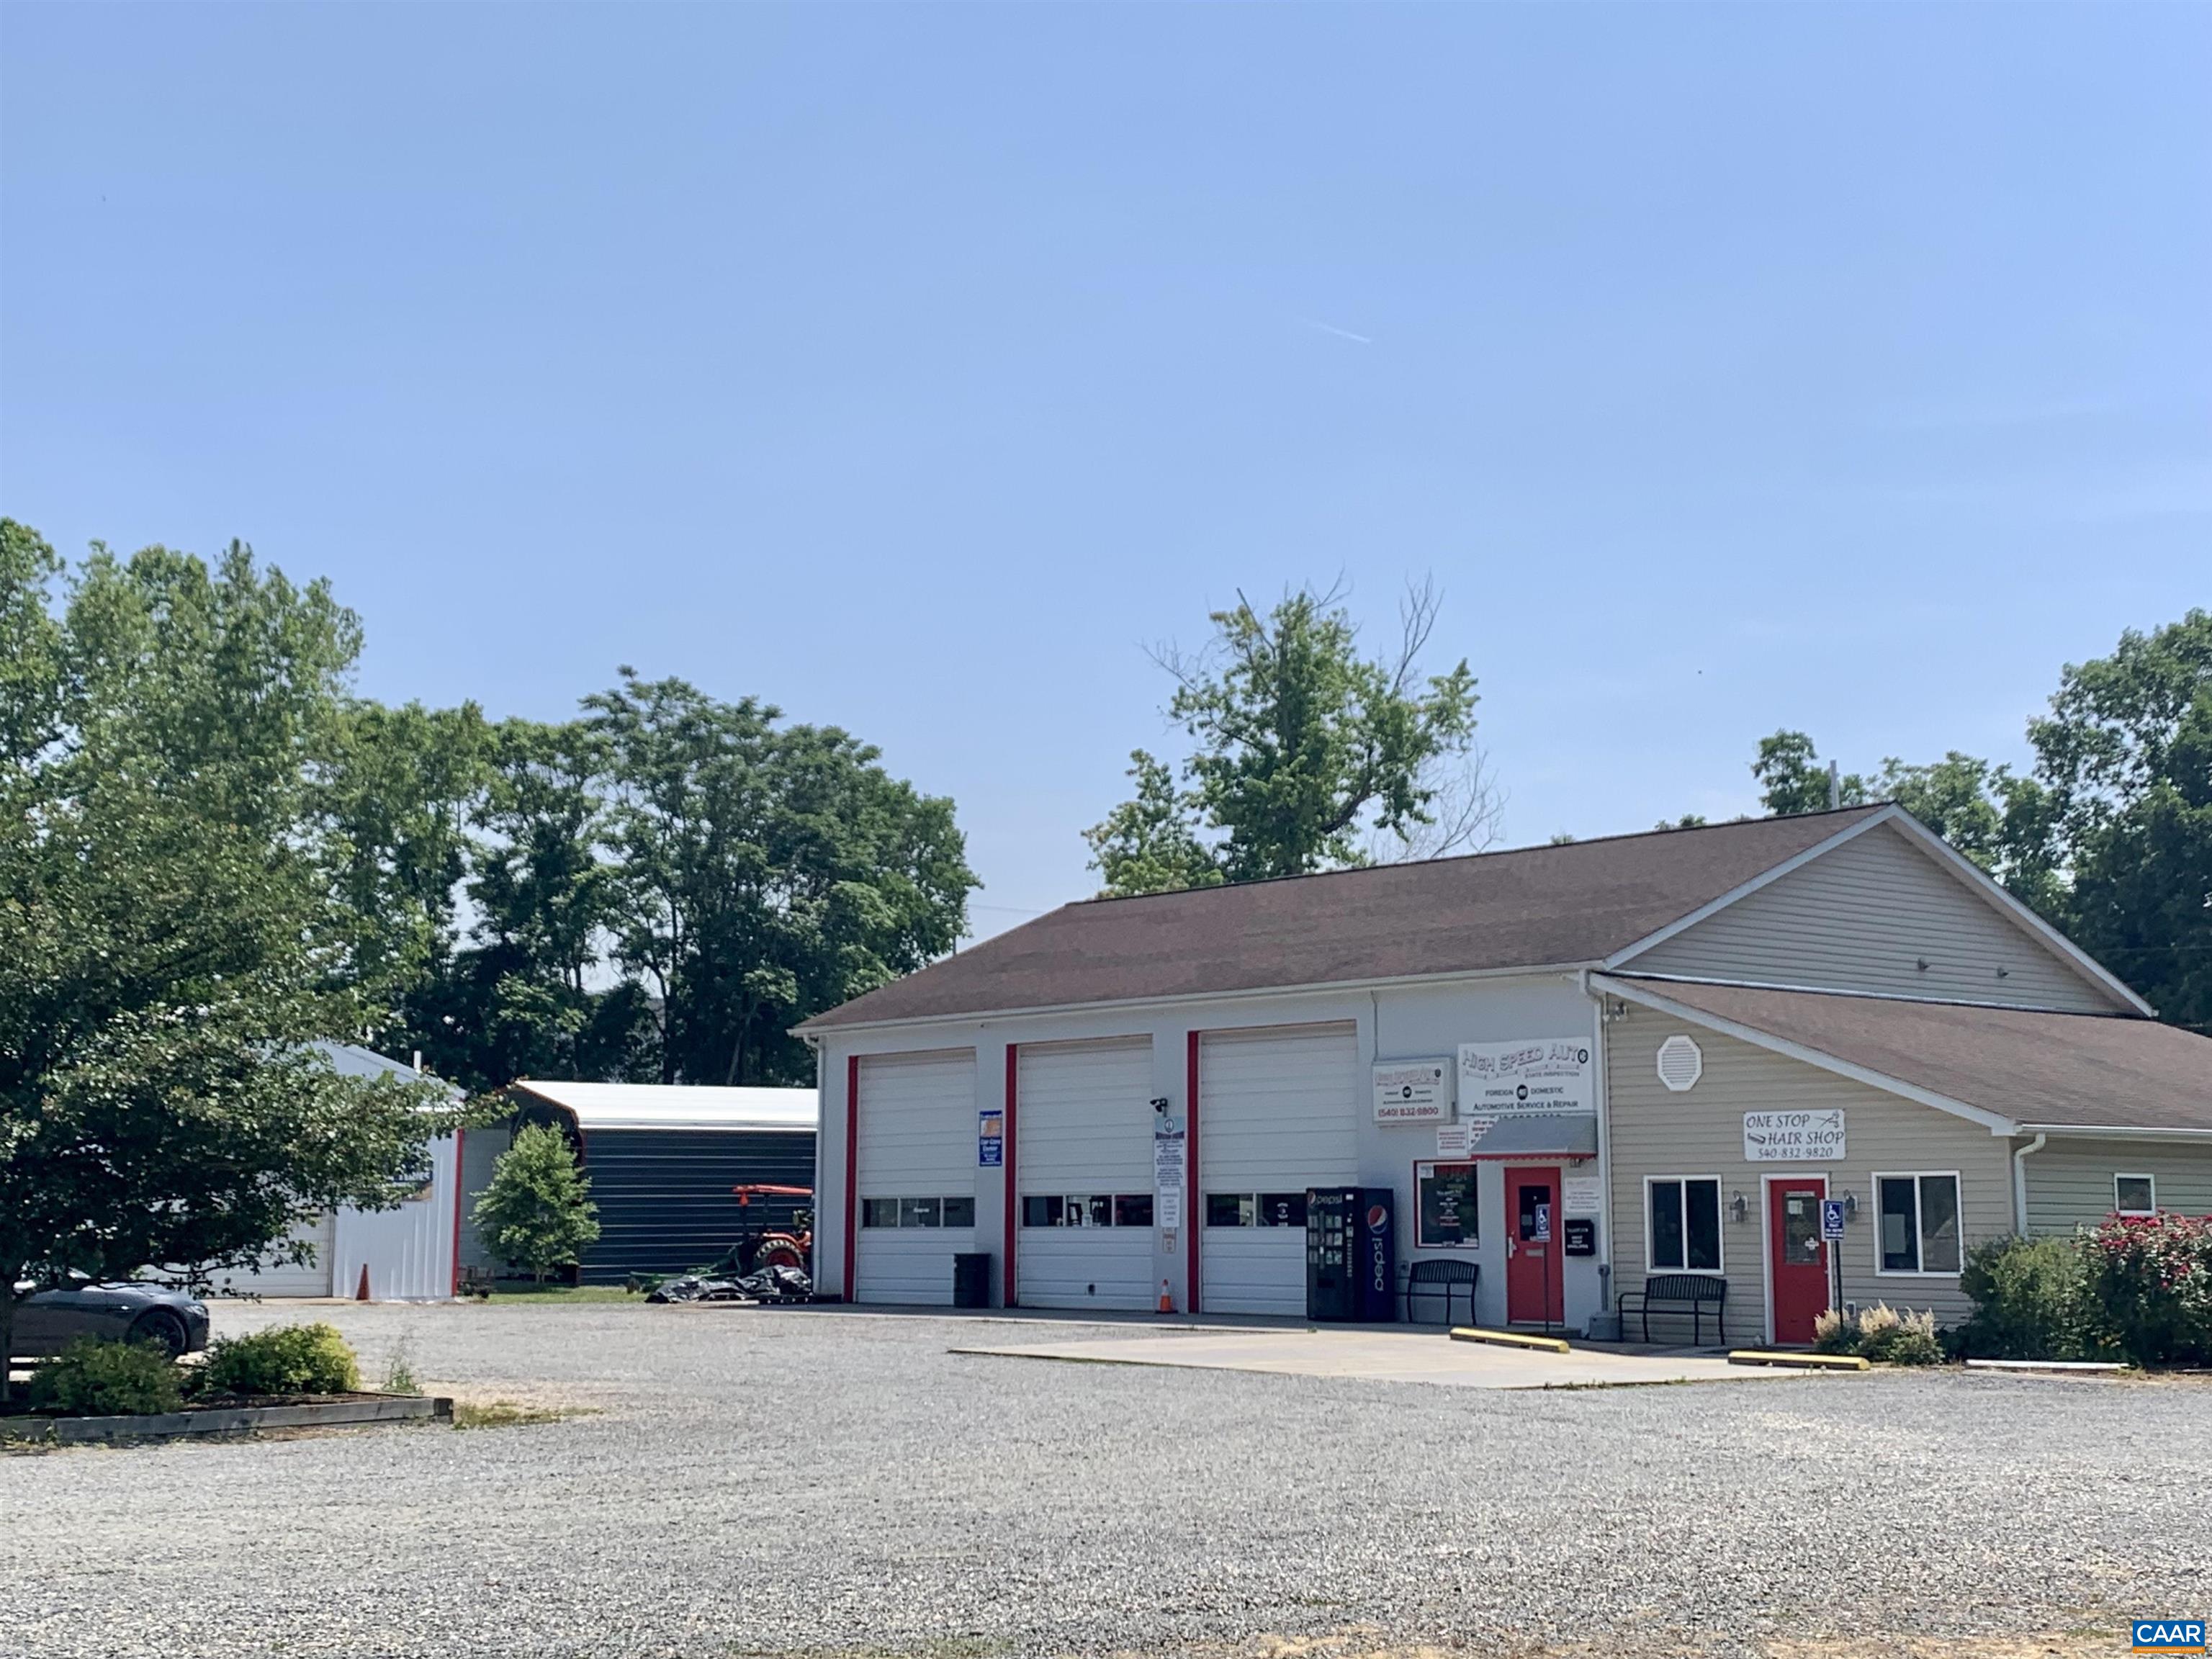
1812;1303;1941;1365
201;1321;361;1396
2079;1213;2212;1368
473;1123;601;1283
24;1336;183;1416
1958;1235;2088;1360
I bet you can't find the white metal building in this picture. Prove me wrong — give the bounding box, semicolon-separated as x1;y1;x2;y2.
799;806;2212;1342
210;1043;463;1302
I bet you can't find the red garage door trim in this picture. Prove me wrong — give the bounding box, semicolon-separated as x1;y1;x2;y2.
1003;1044;1020;1308
1185;1030;1201;1315
842;1053;860;1300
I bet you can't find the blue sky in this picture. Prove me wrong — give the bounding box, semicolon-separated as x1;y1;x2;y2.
4;5;2206;938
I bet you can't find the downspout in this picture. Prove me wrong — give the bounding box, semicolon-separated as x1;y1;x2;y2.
1580;969;1613;1313
2011;1132;2047;1236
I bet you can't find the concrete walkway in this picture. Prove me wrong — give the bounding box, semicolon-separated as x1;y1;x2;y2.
950;1322;1835;1390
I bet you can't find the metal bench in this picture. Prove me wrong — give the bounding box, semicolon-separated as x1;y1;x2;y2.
1617;1273;1727;1344
1404;1259;1480;1326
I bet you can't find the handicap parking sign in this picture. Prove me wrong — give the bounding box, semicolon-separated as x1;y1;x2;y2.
1820;1198;1847;1241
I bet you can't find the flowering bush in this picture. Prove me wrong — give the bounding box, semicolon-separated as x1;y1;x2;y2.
2079;1213;2212;1367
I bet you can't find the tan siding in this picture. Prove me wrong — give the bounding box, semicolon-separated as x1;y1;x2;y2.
1606;1008;2014;1341
1633;824;2128;1013
2023;1139;2212;1233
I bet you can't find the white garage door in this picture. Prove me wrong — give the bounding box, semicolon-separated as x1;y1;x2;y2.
207;1213;336;1299
1016;1038;1156;1312
1199;1023;1359;1316
855;1049;978;1306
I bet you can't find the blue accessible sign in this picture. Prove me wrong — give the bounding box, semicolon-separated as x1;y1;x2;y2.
1820;1198;1847;1241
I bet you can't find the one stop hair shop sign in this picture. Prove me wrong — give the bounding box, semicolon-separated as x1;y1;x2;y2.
1743;1109;1846;1162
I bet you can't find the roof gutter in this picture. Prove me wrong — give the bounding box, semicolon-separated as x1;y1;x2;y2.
796;959;1602;1040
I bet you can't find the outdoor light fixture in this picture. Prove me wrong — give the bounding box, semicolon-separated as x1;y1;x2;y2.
1843;1191;1858;1218
1730;1192;1748;1224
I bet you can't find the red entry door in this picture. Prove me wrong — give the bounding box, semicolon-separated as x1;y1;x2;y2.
1505;1166;1564;1328
1768;1177;1829;1345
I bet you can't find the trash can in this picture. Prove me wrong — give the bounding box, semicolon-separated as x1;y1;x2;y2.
952;1252;992;1308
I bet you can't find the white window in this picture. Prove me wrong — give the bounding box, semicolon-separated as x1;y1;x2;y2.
1202;1192;1309;1228
861;1195;974;1228
1022;1193;1152;1228
1645;1177;1722;1273
2114;1174;2157;1216
1874;1172;1961;1274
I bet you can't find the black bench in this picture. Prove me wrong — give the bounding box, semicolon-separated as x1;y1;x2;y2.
1617;1273;1727;1344
1404;1259;1479;1326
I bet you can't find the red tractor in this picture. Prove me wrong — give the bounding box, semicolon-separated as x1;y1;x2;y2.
728;1182;814;1274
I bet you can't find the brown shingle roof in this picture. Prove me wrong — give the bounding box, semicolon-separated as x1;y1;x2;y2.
1606;976;2212;1134
804;806;1887;1030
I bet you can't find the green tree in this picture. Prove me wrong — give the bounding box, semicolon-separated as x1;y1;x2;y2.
588;670;976;1084
472;1123;601;1282
1751;731;1871;817
320;698;492;1044
1086;580;1488;895
1082;751;1227;899
0;524;457;1403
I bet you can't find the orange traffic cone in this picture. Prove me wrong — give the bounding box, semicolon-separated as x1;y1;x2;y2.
354;1264;371;1302
1158;1278;1173;1316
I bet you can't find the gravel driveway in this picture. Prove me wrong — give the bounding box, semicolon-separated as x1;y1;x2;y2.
2;1300;2203;1658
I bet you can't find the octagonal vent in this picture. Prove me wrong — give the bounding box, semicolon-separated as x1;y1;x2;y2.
1655;1034;1703;1093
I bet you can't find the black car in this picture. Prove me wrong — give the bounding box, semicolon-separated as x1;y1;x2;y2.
9;1278;212;1360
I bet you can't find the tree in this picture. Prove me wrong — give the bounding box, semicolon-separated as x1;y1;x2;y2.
320;698;492;1046
0;525;457;1403
1082;752;1226;899
588;670;977;1085
471;1123;600;1283
1085;580;1491;896
1751;731;1871;817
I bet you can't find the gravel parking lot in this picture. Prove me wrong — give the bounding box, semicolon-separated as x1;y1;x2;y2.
3;1300;2204;1659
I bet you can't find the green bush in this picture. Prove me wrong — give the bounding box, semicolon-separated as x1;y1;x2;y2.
201;1321;361;1396
2080;1213;2212;1368
1811;1308;1859;1355
1957;1235;2088;1360
24;1336;183;1416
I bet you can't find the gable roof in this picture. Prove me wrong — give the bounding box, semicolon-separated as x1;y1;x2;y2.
803;806;1887;1032
1596;974;2212;1136
511;1080;817;1133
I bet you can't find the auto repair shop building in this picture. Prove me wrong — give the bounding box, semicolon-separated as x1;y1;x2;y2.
798;805;2212;1344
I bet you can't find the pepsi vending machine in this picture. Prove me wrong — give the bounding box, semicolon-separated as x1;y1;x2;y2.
1306;1187;1397;1322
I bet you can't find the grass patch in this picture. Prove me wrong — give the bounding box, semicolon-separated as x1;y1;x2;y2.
451;1399;595;1431
483;1285;644;1303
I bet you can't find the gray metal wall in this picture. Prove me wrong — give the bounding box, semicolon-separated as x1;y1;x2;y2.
574;1126;817;1283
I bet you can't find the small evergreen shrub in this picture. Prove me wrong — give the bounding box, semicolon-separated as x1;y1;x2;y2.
1957;1235;2087;1360
24;1336;184;1416
473;1123;601;1283
201;1321;361;1396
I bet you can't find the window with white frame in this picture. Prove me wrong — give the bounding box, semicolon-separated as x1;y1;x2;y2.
1646;1177;1722;1273
1021;1193;1152;1228
2114;1174;2157;1216
1875;1172;1961;1274
860;1195;975;1228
